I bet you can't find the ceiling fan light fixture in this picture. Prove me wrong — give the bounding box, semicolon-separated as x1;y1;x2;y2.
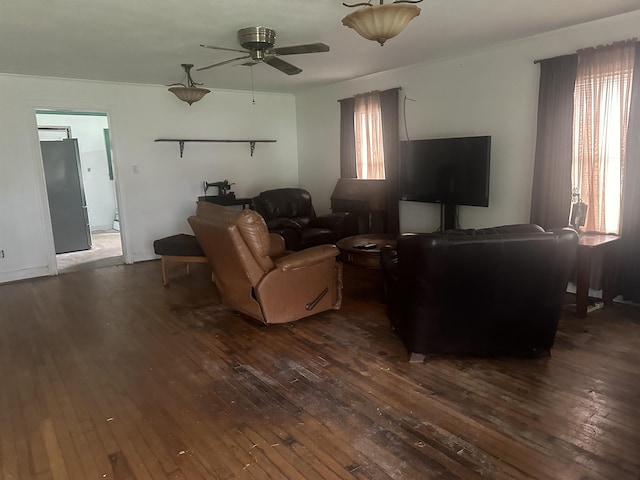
342;2;421;46
167;64;210;105
168;86;210;105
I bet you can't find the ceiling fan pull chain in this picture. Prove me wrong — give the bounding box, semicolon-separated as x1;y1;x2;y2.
251;65;256;105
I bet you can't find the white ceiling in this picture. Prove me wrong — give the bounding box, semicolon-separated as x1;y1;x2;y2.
1;0;639;94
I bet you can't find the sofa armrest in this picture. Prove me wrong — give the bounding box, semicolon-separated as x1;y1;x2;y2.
274;245;339;272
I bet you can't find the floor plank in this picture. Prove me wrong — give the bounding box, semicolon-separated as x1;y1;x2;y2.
0;261;639;479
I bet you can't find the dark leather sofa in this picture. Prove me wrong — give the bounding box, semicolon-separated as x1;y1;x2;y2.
251;188;358;250
380;224;579;360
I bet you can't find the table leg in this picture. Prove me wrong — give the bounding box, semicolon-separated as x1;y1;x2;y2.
576;247;591;318
601;243;618;307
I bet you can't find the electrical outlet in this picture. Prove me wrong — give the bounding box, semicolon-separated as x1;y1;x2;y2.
0;249;4;258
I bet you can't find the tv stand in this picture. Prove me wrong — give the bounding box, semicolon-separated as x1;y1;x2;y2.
441;203;457;231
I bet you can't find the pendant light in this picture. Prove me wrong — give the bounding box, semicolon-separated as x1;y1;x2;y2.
167;64;210;105
342;0;422;46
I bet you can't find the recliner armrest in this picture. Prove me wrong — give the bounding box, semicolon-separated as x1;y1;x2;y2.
308;212;349;229
266;217;303;232
308;212;358;238
274;245;339;272
268;233;286;258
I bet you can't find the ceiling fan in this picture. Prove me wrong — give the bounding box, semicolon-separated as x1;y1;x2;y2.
197;26;329;76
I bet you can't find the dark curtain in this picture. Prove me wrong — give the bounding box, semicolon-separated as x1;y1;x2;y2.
380;88;401;233
339;88;401;233
530;54;578;229
339;97;357;178
617;43;640;302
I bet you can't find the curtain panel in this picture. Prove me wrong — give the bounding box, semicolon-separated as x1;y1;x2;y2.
380;88;400;233
354;92;386;179
617;42;640;302
530;54;578;229
339;97;357;178
573;41;636;234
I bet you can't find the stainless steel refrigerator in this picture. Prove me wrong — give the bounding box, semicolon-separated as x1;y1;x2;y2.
40;139;92;254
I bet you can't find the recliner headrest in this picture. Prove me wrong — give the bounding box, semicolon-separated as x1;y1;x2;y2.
236;209;274;272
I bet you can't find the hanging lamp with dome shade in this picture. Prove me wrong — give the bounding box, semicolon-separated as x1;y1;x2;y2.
167;64;210;105
342;0;422;46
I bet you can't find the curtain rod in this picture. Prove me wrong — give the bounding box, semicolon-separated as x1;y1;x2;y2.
533;53;576;65
338;87;402;103
534;38;638;64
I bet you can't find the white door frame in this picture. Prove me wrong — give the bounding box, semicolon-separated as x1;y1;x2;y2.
32;107;131;274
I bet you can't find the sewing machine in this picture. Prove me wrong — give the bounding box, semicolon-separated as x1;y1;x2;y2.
203;180;235;198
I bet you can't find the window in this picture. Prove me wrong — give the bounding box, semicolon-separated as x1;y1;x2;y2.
571;43;636;234
354;91;385;179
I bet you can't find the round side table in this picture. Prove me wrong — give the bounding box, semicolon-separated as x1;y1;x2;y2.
336;234;397;269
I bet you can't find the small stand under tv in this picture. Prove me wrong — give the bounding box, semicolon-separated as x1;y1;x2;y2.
441;204;457;231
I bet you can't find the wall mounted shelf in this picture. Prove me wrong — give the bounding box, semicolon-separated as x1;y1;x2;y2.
155;138;276;157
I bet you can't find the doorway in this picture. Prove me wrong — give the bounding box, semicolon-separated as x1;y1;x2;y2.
36;110;124;273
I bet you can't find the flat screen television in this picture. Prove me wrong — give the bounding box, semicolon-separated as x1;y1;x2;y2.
400;135;491;207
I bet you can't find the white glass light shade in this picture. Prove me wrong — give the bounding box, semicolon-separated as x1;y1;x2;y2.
342;3;421;46
168;86;210;105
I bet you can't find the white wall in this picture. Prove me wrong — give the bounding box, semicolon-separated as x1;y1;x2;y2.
0;75;298;283
3;10;639;284
295;11;640;233
36;113;115;231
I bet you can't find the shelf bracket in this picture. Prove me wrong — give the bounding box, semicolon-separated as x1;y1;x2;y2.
249;141;256;157
178;141;185;158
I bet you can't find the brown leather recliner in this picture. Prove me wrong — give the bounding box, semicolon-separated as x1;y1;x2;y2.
188;201;343;325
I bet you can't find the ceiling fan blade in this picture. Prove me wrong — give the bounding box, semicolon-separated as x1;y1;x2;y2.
196;55;252;71
263;56;302;75
272;43;330;55
200;44;249;54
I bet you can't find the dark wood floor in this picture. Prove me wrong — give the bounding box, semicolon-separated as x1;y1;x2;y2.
1;261;639;480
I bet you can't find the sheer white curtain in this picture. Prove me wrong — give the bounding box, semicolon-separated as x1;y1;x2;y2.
354;91;385;179
572;41;636;234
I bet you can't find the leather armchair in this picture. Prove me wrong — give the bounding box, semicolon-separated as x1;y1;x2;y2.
251;188;358;250
380;224;578;360
188;201;343;325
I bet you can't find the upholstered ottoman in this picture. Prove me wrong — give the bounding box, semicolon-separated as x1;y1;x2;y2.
153;234;207;286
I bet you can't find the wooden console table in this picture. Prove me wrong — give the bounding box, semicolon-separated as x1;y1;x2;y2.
330;179;388;234
576;233;621;318
198;195;252;209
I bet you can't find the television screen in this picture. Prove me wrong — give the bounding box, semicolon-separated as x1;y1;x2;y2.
400;136;491;207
